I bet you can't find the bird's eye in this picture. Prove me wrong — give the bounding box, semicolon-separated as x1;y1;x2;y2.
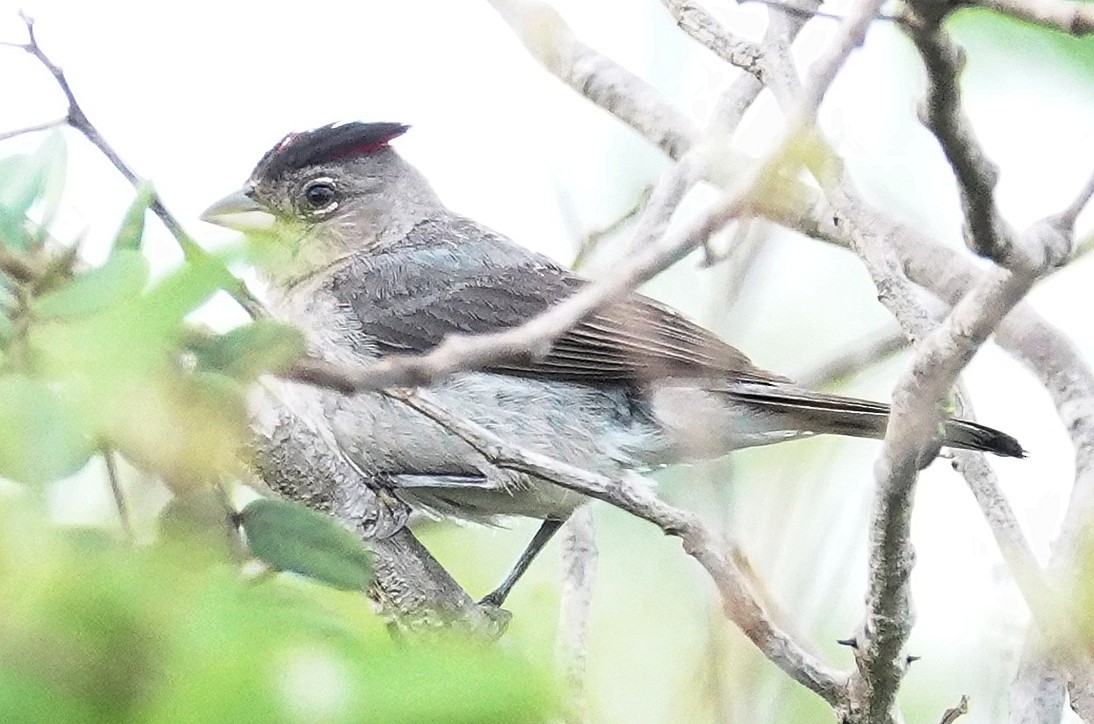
302;180;336;210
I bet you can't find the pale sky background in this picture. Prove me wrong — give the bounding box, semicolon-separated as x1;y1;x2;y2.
1;0;1092;720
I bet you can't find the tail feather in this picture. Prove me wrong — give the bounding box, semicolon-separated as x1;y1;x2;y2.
727;387;1025;459
941;419;1026;458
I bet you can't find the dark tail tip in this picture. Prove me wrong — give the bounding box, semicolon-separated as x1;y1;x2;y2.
944;419;1026;458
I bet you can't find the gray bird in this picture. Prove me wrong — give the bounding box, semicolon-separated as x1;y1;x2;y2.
202;122;1024;605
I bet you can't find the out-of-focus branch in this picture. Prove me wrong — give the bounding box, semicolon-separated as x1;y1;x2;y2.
801;179;1093;719
905;11;1017;265
939;694;970;724
845;208;1057;721
799;329;907;389
661;0;767;80
486;0;698;159
1;12;266;319
102;447;133;543
482;0;1091;719
1057;170;1094;232
964;0;1094;35
571;185;651;269
556;507;597;723
384;387;848;705
1010;637;1067;723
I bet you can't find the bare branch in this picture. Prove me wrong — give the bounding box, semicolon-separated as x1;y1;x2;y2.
835;211;1064;720
571;185;651;269
791;0;888;126
660;0;766;80
384;387;847;705
905;13;1017;265
556;508;597;722
707;73;766;137
965;0;1094;36
2;12;265;319
1055;167;1094;231
1009;640;1066;723
795;193;1094;720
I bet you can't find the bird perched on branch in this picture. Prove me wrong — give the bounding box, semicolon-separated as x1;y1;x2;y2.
202;121;1024;606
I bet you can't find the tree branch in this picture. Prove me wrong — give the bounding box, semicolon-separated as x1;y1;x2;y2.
248;396;507;638
384;386;848;704
556;508;597;723
905;11;1017;265
2;12;265;319
485;0;698;159
798;328;908;389
660;0;767;81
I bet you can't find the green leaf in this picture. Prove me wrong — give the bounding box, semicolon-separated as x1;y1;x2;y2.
0;313;14;346
238;499;374;591
113;183;156;253
33;249;150;320
0;155;31;249
0;375;95;486
29;134;67;247
0;134;67;250
138;256;227;328
191;320;305;380
158;489;246;562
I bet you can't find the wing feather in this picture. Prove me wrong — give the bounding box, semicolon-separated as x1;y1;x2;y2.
331;216;786;387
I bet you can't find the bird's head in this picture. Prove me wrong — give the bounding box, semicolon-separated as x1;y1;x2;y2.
201;122;438;287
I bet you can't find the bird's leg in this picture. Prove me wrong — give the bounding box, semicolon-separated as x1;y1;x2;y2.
480;517;565;607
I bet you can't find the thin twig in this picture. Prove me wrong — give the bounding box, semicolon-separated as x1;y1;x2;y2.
963;0;1094;35
102;446;133;542
0;246;41;284
799;329;907;388
939;694;970;724
572;185;652;270
744;0;899;22
0;117;65;143
3;12;266;319
661;0;767;80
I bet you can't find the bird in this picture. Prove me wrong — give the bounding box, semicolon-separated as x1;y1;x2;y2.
202;121;1024;606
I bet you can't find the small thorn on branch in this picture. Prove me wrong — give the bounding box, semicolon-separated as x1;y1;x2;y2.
939;694;969;724
837;636;859;648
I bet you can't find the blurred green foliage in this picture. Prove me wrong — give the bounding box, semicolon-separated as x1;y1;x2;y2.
0;134;556;723
0;501;554;724
950;7;1094;77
